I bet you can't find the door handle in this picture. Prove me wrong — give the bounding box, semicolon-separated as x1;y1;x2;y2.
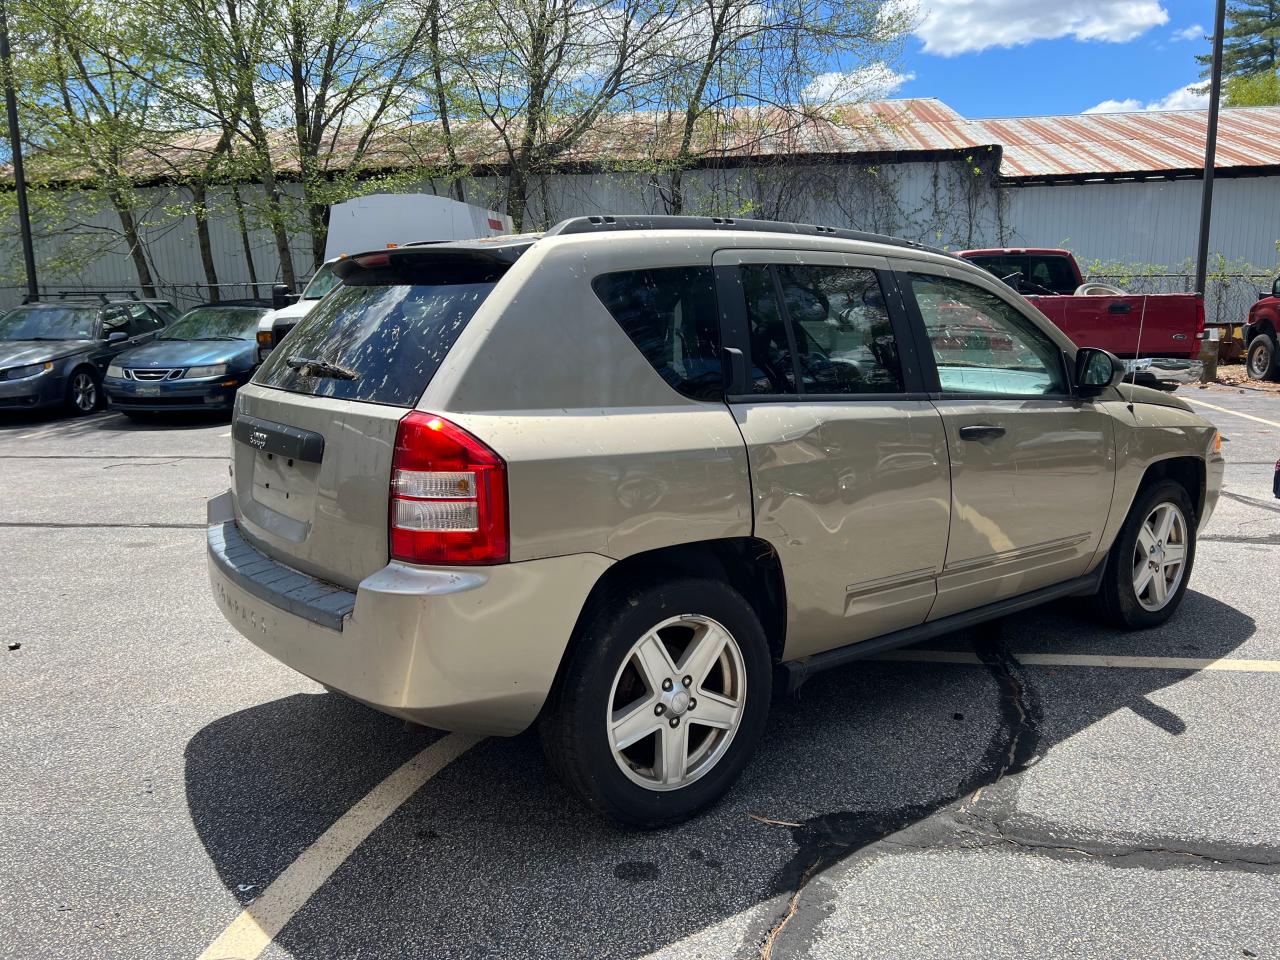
1107;301;1132;314
959;424;1006;441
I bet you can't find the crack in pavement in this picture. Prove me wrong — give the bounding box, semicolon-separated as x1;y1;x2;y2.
744;628;1280;960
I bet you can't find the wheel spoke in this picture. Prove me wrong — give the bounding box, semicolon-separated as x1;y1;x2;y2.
690;690;739;730
632;633;676;694
678;622;729;688
1133;564;1155;596
610;698;661;752
1154;505;1175;543
1163;541;1186;565
656;722;688;786
1151;569;1168;604
1136;524;1157;556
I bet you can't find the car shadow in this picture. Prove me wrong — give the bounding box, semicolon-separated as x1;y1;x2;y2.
185;592;1259;959
0;409;230;434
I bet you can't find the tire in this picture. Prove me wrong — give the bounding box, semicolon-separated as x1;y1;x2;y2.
1096;479;1197;630
1246;333;1278;381
64;367;101;415
539;577;772;828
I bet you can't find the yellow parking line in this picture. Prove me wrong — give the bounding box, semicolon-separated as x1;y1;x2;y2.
874;650;1280;672
1182;396;1280;429
197;732;482;960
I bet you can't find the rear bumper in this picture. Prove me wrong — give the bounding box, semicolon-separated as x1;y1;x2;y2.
1123;357;1204;387
206;491;612;735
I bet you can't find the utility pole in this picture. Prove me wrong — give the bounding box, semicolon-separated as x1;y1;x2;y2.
0;0;37;301
1194;0;1227;297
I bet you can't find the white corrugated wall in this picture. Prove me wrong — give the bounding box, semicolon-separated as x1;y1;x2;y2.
1;161;1275;315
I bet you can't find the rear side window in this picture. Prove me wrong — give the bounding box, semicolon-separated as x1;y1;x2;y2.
592;266;723;401
255;261;503;406
741;263;905;395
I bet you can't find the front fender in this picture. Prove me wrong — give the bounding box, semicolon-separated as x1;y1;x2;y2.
1095;400;1222;557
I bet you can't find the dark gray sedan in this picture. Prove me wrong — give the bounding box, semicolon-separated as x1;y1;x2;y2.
0;300;173;415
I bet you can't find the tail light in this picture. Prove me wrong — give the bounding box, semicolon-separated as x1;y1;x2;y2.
389;412;509;565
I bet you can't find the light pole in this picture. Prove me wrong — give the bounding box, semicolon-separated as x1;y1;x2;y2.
0;0;37;301
1194;0;1228;297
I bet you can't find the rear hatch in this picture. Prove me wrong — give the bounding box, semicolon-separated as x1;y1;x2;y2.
230;245;525;588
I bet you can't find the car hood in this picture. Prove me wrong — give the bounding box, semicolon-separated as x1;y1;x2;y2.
1115;382;1192;412
0;340;96;366
116;339;256;369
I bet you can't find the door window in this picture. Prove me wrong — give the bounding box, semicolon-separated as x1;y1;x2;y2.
742;264;903;395
909;273;1068;396
592;266;723;400
126;303;166;335
101;307;130;337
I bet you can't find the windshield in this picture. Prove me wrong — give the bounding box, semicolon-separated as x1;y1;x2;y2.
0;306;97;341
160;306;268;341
302;264;341;301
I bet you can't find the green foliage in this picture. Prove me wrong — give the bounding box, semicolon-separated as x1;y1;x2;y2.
1199;1;1280;80
1224;69;1280;104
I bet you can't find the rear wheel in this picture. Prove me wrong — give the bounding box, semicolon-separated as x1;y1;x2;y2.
1097;480;1196;629
64;368;100;415
1246;333;1277;381
540;577;771;828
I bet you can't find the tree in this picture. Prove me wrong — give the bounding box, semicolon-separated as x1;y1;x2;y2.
435;0;682;230
642;0;913;214
1198;1;1280;80
1225;67;1280;104
12;0;189;297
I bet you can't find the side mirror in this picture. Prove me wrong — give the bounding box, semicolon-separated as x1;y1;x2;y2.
271;283;299;310
1074;347;1124;396
106;331;127;343
1272;277;1280;299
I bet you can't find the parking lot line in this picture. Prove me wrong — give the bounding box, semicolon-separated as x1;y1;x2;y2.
197;732;482;960
1182;396;1280;429
874;650;1280;672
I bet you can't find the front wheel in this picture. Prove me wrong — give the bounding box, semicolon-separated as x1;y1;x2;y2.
64;368;100;415
1096;480;1197;629
1246;333;1278;381
540;577;771;828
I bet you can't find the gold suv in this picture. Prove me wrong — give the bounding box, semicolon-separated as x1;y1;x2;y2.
207;216;1223;826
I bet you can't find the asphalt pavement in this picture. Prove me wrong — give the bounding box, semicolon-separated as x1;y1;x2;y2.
2;386;1278;960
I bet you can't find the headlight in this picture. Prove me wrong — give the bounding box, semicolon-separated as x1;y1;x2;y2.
184;364;228;379
106;364;125;378
3;361;54;380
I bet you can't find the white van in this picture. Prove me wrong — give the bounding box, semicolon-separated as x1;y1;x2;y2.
256;195;512;362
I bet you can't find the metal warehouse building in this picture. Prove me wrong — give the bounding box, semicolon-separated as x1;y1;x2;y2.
3;98;1277;316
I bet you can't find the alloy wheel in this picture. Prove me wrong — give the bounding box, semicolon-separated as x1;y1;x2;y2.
1131;501;1188;612
72;372;97;412
606;614;746;791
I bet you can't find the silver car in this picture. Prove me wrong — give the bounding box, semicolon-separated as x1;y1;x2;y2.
208;216;1223;826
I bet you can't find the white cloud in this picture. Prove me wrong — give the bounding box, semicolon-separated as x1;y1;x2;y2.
902;0;1169;56
802;64;915;102
1083;83;1209;113
1172;23;1204;42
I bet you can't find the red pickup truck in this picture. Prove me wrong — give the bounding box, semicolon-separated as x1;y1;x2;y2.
1244;277;1280;381
957;248;1205;385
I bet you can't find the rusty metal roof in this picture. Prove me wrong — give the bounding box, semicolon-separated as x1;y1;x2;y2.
977;106;1280;179
14;98;1279;186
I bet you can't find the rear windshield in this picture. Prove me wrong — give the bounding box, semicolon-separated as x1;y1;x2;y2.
254;261;503;406
968;254;1077;295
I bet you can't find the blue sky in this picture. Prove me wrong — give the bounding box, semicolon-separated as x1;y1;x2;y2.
873;0;1214;118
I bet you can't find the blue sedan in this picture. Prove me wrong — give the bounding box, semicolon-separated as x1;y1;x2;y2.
104;304;270;416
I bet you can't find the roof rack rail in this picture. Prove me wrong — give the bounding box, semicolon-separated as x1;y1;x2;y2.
544;215;953;257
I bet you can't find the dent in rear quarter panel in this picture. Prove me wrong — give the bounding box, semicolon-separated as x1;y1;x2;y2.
1095;397;1223;558
418;235;754;561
